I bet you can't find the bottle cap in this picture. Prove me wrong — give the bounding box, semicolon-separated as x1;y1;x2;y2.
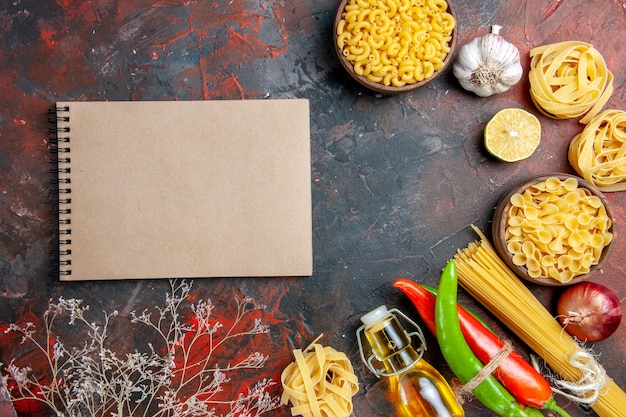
360;305;391;327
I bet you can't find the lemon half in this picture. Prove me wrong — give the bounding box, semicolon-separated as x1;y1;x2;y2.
485;108;541;162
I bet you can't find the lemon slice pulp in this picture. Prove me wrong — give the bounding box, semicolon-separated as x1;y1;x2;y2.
485;108;541;162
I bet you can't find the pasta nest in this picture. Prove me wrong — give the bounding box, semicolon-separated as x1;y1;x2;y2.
281;342;359;417
529;41;613;125
569;109;626;192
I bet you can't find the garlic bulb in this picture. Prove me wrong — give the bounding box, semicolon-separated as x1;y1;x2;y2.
453;25;523;97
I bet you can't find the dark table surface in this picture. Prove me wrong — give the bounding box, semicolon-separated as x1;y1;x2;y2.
1;0;625;416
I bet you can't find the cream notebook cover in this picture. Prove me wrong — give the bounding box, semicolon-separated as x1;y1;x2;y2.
52;99;312;280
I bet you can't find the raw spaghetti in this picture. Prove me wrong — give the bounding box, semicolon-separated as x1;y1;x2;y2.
280;337;359;417
454;225;626;417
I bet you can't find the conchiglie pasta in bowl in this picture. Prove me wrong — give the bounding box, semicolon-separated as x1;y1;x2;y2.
492;174;615;286
333;0;457;94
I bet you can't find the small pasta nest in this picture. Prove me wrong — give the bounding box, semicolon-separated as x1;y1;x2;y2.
334;0;456;92
281;340;359;417
569;109;626;192
493;175;614;285
529;41;613;124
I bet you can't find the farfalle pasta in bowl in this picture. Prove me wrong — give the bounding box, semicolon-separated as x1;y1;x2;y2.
492;174;615;286
333;0;457;94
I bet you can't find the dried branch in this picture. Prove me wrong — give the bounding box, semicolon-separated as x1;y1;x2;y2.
1;280;280;417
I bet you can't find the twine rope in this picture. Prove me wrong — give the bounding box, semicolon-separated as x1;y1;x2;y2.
532;350;608;405
454;340;513;402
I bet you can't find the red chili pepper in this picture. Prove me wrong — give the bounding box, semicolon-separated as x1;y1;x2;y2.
393;277;570;415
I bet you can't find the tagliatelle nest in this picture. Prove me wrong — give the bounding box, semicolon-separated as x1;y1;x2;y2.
529;41;613;124
280;336;359;417
569;109;626;192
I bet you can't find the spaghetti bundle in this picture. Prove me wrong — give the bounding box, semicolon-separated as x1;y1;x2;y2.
454;226;626;417
529;41;613;124
569;109;626;192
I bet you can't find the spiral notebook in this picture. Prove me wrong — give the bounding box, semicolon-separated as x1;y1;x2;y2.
51;99;312;281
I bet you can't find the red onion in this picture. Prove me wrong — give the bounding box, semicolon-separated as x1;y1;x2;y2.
556;282;622;342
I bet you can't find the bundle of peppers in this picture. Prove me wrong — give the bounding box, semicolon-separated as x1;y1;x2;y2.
393;261;571;417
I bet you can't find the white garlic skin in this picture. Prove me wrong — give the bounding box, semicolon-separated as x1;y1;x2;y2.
453;26;523;97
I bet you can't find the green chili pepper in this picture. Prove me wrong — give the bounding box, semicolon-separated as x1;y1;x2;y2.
435;260;536;417
421;283;493;330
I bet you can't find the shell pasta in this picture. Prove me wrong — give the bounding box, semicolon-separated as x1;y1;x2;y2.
504;176;612;283
336;0;455;87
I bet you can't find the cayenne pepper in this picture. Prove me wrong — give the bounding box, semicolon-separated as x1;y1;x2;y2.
433;260;540;417
393;277;571;416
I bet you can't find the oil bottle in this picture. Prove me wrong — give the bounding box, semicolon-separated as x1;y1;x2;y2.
357;305;464;417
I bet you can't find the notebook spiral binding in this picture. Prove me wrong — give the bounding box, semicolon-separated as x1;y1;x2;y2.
49;105;72;276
